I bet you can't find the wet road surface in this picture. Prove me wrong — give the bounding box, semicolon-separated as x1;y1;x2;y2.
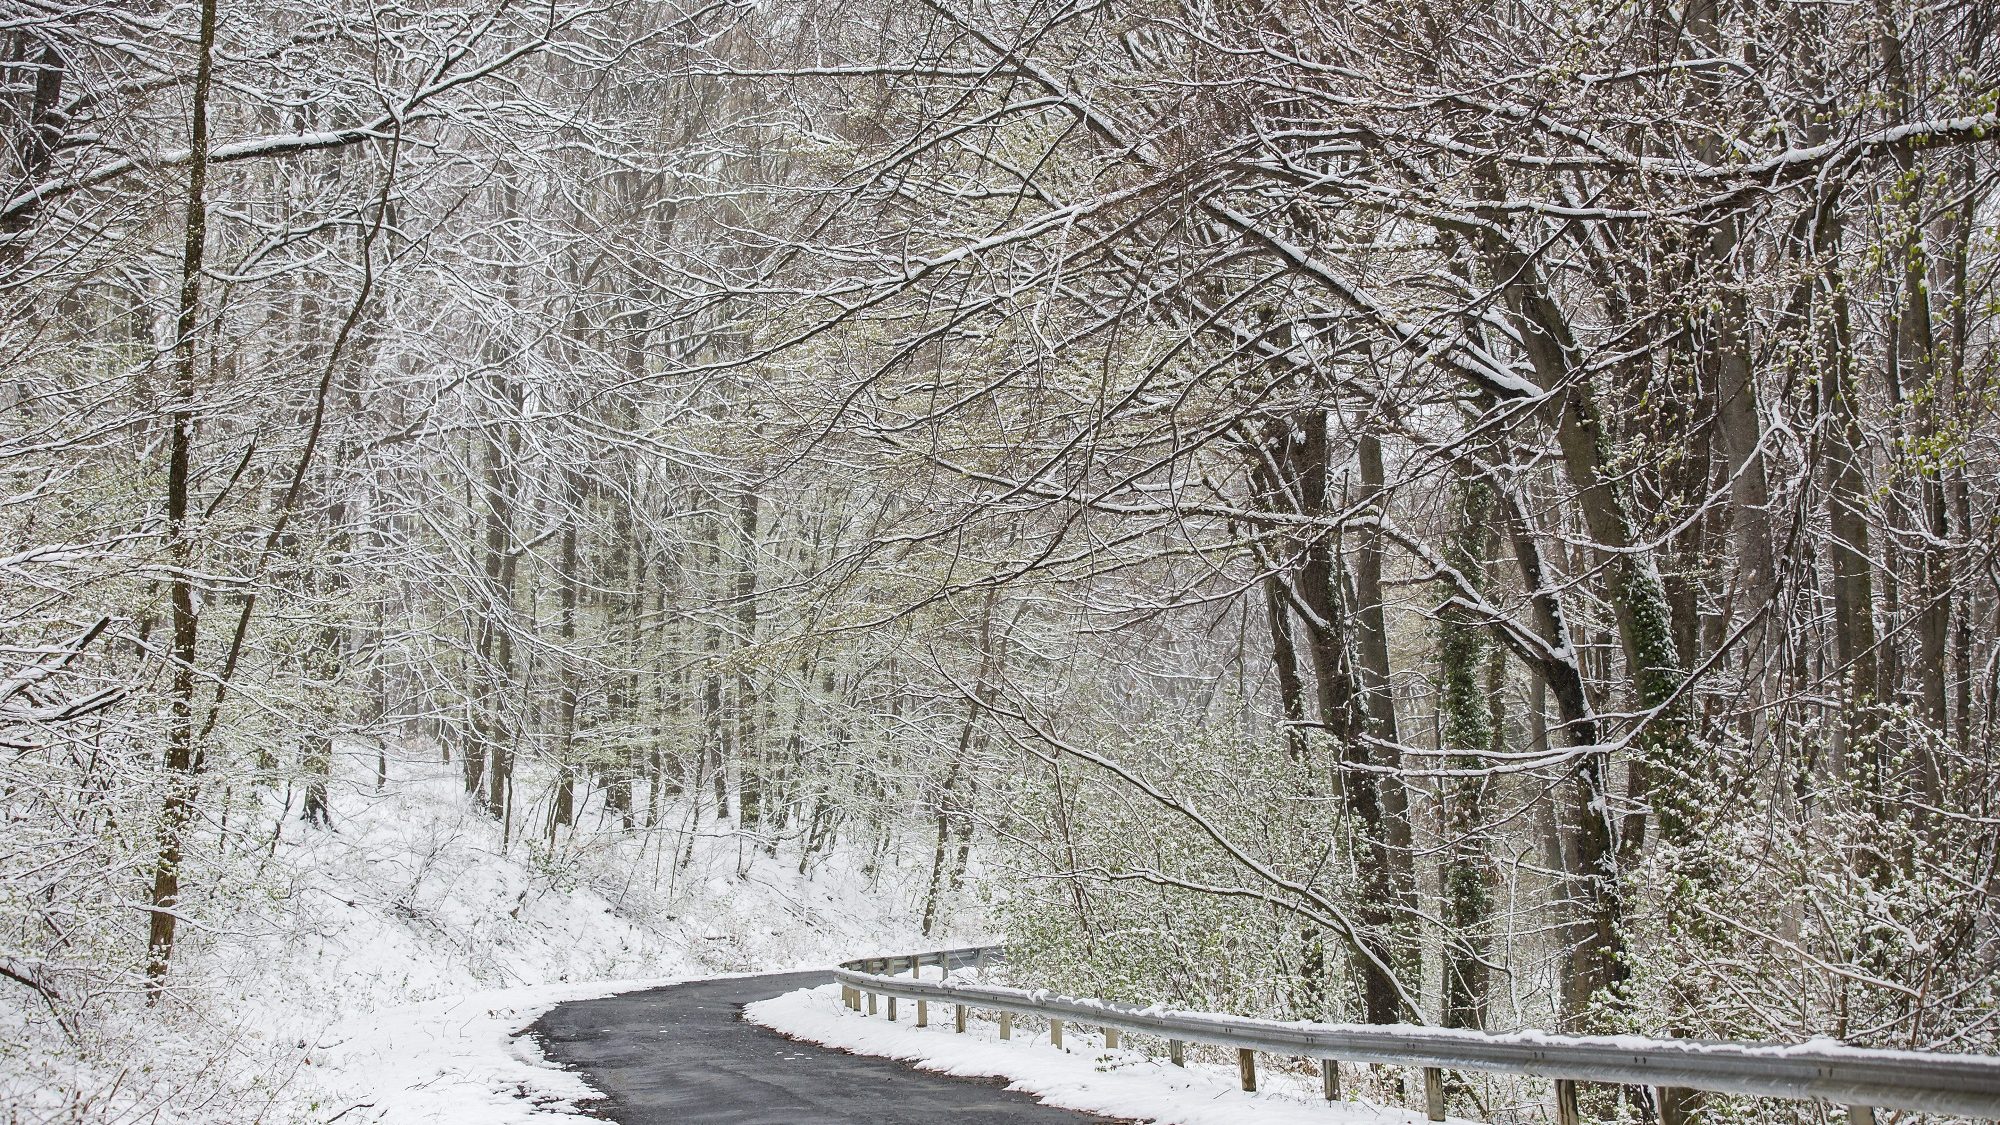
528;969;1122;1124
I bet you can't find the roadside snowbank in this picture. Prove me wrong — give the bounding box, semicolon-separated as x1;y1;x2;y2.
295;977;674;1125
747;982;1481;1125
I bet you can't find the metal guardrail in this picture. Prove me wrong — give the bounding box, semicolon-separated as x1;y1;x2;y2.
837;945;1003;977
833;946;2000;1124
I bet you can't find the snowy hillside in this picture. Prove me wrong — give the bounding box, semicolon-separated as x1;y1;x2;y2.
1;742;966;1125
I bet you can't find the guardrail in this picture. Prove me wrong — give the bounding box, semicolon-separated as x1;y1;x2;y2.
833;946;2000;1124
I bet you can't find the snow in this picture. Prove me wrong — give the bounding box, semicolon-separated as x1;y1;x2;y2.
296;977;675;1125
747;982;1485;1125
1;742;960;1125
299;966;820;1125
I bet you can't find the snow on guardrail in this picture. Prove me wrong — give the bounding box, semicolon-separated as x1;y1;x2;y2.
836;945;2000;1123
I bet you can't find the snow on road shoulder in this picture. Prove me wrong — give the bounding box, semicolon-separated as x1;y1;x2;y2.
296;975;677;1124
746;983;1482;1125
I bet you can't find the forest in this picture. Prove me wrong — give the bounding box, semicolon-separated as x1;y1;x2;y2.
2;0;1998;1120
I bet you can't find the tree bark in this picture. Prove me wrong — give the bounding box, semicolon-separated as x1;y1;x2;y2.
1263;574;1308;759
1282;410;1410;1023
146;0;220;995
1439;452;1494;1030
552;472;580;837
735;486;761;828
1352;426;1418;1020
1812;198;1884;844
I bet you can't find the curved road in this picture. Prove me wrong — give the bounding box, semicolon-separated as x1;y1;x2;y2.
528;969;1122;1123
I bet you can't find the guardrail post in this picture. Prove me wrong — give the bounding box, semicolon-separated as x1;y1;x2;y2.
999;1012;1012;1039
1847;1108;1875;1125
1555;1079;1580;1125
1238;1049;1256;1092
1321;1059;1339;1101
866;991;877;1015
888;997;898;1021
1050;1018;1063;1049
1169;1039;1184;1067
917;999;928;1027
1424;1067;1445;1121
1104;1027;1119;1049
955;1004;967;1033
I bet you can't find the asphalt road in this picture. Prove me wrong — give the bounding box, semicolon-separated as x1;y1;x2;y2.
527;969;1121;1123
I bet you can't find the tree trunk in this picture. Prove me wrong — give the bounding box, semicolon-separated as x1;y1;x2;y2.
1812;198;1885;855
552;476;580;837
0;36;65;259
1439;454;1494;1030
146;0;219;995
479;419;518;822
735;486;761;828
1352;426;1418;1020
1283;409;1409;1023
1263;574;1308;759
1487;443;1621;1028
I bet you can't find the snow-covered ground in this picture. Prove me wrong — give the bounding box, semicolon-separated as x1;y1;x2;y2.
747;981;1485;1125
2;742;965;1125
294;976;668;1125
